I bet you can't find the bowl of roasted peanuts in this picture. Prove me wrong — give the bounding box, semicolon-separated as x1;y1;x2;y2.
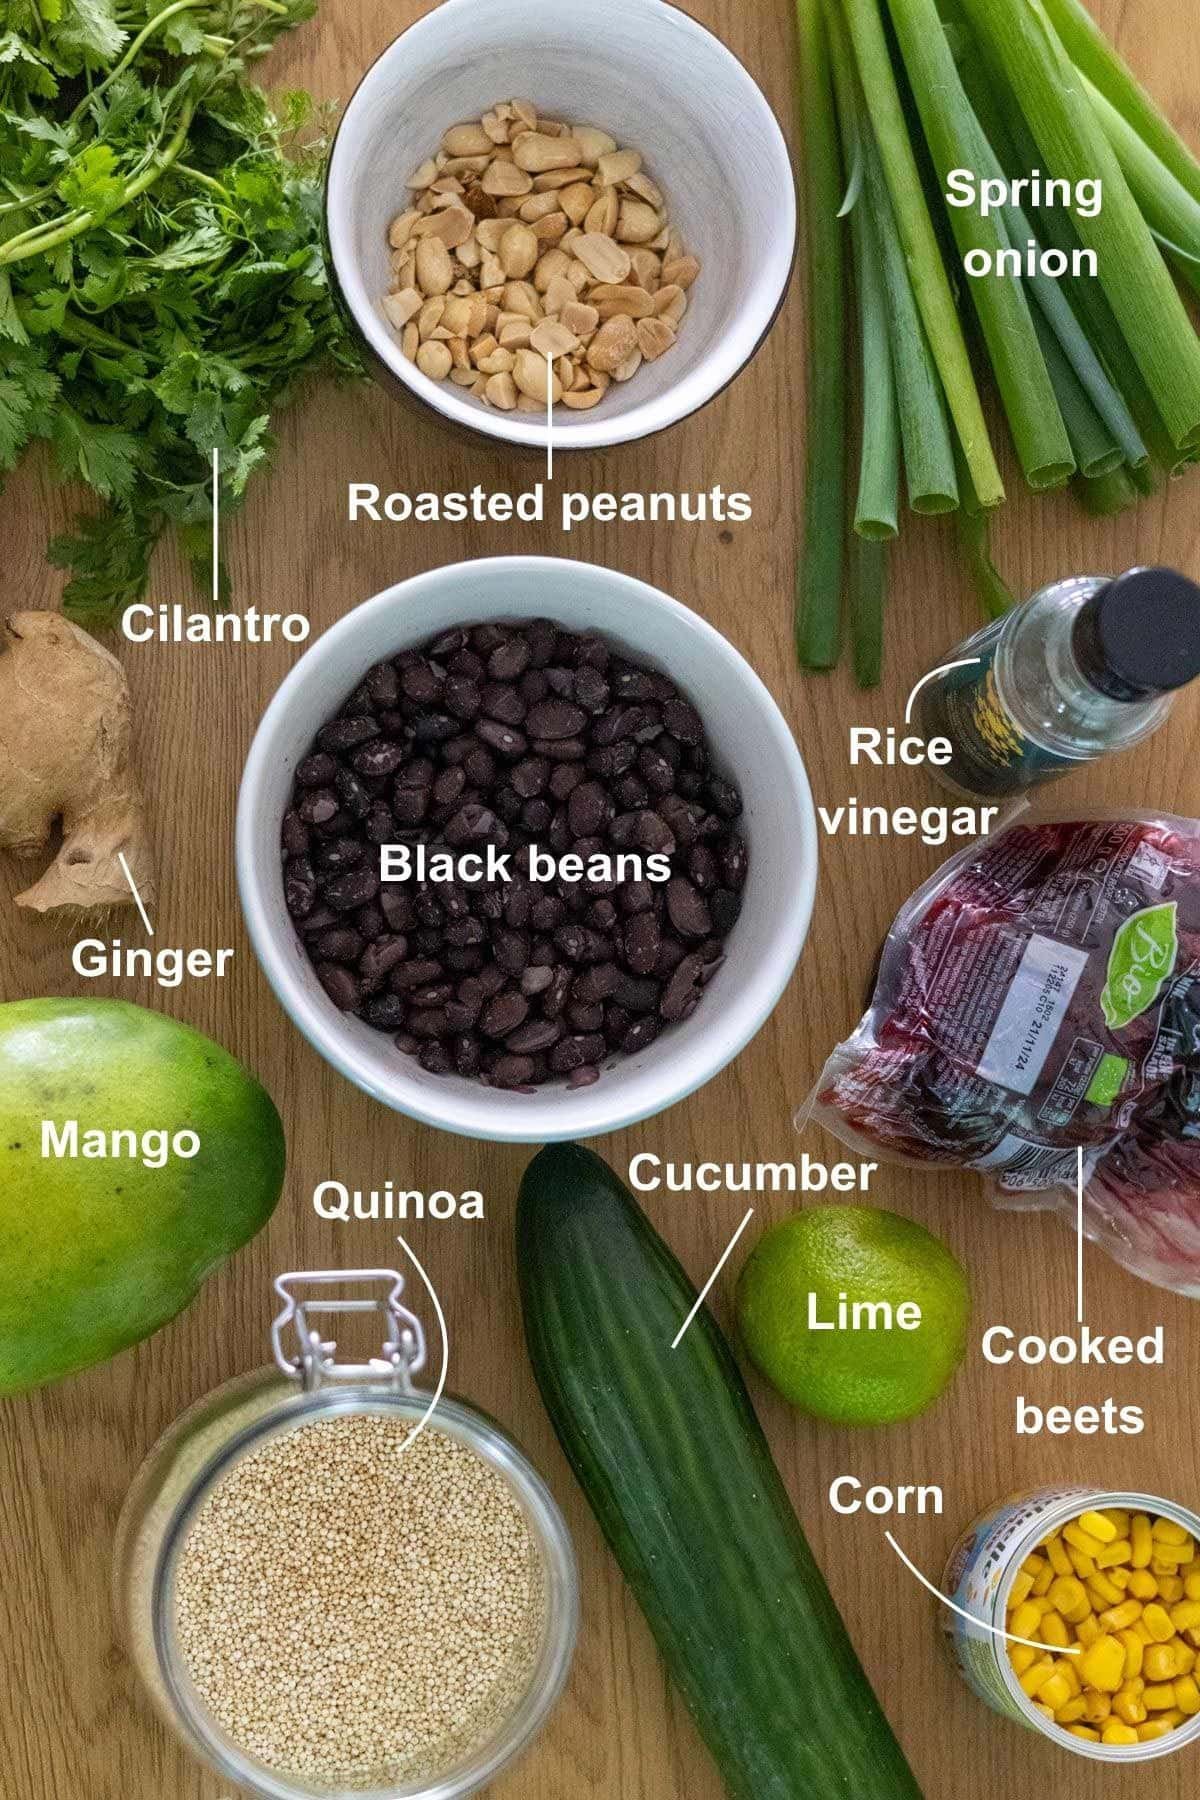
326;0;795;448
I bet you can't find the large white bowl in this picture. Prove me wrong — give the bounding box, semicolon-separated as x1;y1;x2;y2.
326;0;796;449
237;558;817;1142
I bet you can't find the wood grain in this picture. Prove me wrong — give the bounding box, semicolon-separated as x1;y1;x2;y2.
2;1;1200;1795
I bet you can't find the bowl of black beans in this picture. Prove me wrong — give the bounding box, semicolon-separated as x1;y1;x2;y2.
237;557;817;1141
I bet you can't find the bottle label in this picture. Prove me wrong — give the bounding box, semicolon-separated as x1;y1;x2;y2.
920;622;1079;796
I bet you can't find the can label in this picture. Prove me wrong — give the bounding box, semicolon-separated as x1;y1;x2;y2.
919;622;1079;796
942;1485;1095;1724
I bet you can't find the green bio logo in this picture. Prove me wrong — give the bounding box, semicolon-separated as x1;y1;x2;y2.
1101;902;1178;1031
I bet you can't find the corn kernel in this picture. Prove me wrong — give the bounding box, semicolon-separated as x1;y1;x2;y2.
1113;1680;1147;1727
1143;1604;1176;1643
1076;1616;1102;1648
1010;1644;1038;1676
1039;1611;1070;1649
1101;1721;1139;1745
1185;1571;1200;1602
1079;1636;1126;1694
1131;1514;1154;1569
1104;1510;1131;1537
1117;1630;1144;1679
1176;1643;1196;1676
1081;1689;1111;1723
1137;1720;1173;1741
1047;1655;1078;1694
1048;1576;1090;1625
1045;1535;1073;1577
1128;1570;1158;1600
1080;1511;1119;1545
1010;1601;1044;1641
1152;1545;1194;1568
1067;1548;1097;1581
1065;1522;1108;1559
1157;1575;1185;1604
1175;1675;1200;1715
1087;1572;1124;1608
1008;1569;1034;1610
1144;1644;1178;1682
1099;1599;1143;1633
1068;1725;1100;1741
1097;1539;1133;1570
1032;1562;1055;1597
1038;1672;1073;1712
1019;1657;1056;1699
1143;1682;1176;1710
1152;1519;1190;1547
1033;1702;1055;1721
1055;1696;1088;1724
1171;1601;1200;1633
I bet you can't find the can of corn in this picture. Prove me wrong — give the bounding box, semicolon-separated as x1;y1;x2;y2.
942;1486;1200;1762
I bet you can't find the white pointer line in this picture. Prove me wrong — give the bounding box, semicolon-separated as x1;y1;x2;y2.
545;353;555;482
671;1209;755;1350
886;1531;1081;1656
904;658;982;726
212;446;220;604
118;852;154;937
394;1233;449;1458
1077;1146;1086;1326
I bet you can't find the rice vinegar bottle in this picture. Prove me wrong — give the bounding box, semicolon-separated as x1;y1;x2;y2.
919;567;1200;799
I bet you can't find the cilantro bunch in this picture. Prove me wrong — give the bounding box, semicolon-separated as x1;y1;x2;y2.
0;0;359;624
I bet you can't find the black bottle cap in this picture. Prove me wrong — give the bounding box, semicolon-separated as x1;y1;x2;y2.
1072;567;1200;702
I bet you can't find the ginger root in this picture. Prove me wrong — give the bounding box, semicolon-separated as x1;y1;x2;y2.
0;612;156;913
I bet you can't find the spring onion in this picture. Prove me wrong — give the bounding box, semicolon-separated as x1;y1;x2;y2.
796;0;848;669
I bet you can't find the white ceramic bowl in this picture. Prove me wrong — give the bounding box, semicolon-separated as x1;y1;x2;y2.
237;558;817;1142
326;0;795;449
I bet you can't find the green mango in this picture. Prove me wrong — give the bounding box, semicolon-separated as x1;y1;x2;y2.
0;998;285;1394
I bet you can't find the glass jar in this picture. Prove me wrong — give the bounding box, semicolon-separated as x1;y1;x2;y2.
115;1269;579;1799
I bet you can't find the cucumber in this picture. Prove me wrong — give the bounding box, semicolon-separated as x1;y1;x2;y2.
518;1143;924;1800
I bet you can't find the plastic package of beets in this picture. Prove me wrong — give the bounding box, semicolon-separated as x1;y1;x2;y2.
806;813;1200;1297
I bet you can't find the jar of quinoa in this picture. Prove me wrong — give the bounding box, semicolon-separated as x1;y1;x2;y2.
115;1270;578;1798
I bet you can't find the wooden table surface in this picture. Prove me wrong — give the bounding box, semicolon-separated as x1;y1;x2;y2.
3;1;1200;1795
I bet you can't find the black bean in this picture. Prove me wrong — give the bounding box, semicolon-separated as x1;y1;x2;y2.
549;1034;606;1073
667;878;713;939
311;927;364;963
444;675;482;720
285;857;317;918
481;990;529;1039
362;993;408;1031
723;835;749;889
526;699;586;740
623;1017;660;1054
367;661;400;706
317;963;360;1010
490;1054;537;1089
624;912;661;974
402;661;442;704
379;890;414;932
282;810;310;856
296;752;338;787
475;719;527;758
505;1018;563;1054
390;959;444;992
336;766;373;820
511;756;549;798
549;762;585;799
661;952;705;1021
298;787;339;826
360;936;409;983
412;711;458;744
419;1042;454;1075
318;716;379;752
325;867;380;911
354;739;408;779
662;697;704;744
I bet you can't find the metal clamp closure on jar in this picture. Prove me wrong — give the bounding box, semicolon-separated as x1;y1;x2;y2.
270;1268;427;1391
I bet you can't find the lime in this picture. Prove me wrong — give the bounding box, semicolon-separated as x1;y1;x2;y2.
735;1206;970;1427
